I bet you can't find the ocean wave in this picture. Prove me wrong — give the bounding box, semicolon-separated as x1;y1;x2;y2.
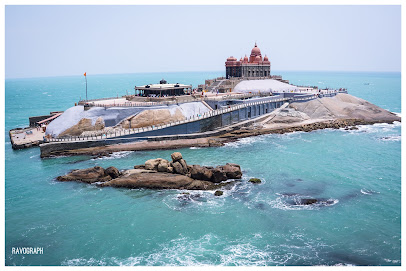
189;147;202;149
379;135;401;142
342;121;401;136
222;135;266;148
360;189;380;195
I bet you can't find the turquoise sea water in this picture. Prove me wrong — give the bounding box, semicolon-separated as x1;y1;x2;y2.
5;71;401;266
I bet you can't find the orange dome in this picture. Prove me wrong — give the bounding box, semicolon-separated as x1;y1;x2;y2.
250;42;261;56
227;56;237;61
264;55;269;61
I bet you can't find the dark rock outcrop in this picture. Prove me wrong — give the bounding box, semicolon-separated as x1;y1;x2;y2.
214;191;223;196
220;163;242;179
105;166;120;179
249;178;262;184
300;198;318;205
211;167;228;183
189;165;213;181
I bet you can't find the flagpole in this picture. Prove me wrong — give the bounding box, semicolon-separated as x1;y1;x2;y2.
84;72;88;101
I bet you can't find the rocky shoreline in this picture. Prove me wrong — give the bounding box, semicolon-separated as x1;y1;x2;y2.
57;152;243;192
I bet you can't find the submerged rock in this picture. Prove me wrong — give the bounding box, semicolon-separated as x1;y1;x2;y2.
300;198;318;205
214;190;223;196
249;178;262;184
288;197;336;206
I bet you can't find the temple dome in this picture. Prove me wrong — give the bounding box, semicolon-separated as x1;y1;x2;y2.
264;55;269;61
250;43;261;56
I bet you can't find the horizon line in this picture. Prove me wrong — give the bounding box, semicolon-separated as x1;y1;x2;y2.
5;69;401;80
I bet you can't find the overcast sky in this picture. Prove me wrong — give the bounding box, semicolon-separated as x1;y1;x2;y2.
5;5;401;79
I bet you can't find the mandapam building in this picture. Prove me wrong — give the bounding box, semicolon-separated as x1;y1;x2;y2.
225;43;271;79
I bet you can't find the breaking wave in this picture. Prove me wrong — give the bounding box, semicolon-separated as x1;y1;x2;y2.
94;151;133;160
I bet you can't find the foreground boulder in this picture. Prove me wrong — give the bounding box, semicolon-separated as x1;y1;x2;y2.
56;166;111;183
56;152;242;191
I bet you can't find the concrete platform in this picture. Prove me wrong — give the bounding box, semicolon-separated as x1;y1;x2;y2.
9;127;46;149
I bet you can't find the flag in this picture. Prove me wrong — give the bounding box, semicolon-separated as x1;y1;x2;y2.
84;72;86;77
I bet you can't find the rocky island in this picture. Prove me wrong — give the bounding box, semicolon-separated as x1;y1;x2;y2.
57;152;243;192
44;92;400;158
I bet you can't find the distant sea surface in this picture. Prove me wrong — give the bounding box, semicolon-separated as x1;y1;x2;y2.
5;71;401;266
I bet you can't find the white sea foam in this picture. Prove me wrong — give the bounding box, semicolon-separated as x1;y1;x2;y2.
61;231;330;266
379;135;401;142
189;147;202;149
360;189;380;195
162;190;225;212
94;151;132;160
262;194;339;211
222;134;270;148
345;121;401;136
